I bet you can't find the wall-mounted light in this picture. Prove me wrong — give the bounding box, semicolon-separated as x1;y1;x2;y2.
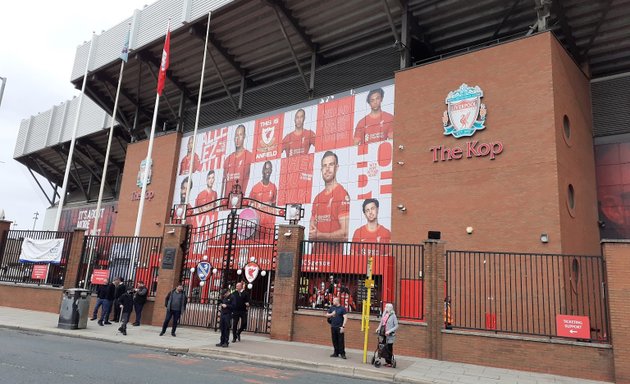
397;204;407;212
283;230;292;238
466;226;473;235
167;229;176;235
540;233;549;243
398;145;404;150
397;161;405;166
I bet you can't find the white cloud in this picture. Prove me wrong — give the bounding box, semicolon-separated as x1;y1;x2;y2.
0;0;151;229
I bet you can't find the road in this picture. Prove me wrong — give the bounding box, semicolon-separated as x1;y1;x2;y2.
0;328;383;384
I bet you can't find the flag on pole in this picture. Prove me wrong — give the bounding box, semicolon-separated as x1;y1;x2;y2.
120;29;130;62
157;26;171;96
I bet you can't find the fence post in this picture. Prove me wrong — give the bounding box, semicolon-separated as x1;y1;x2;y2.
424;238;445;360
151;224;187;326
602;241;630;383
0;220;12;265
63;229;87;289
270;224;304;341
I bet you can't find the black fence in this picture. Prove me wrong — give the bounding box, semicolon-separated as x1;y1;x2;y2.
297;241;424;320
445;251;610;343
78;235;163;296
0;230;74;287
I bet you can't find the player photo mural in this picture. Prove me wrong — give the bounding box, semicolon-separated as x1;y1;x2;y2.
171;81;395;265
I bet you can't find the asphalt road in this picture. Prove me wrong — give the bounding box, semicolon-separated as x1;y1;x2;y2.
0;328;383;384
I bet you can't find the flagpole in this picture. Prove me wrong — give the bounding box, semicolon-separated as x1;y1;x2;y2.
184;12;212;206
134;20;171;237
85;26;131;287
53;33;96;231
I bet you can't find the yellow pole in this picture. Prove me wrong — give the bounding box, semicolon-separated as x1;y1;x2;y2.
362;256;374;363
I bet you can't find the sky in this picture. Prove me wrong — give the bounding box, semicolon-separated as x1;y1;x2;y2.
0;0;152;230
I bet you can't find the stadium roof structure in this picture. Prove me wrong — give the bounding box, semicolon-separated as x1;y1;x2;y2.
14;0;630;206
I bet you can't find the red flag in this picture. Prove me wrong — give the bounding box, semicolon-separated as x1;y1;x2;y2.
157;27;171;95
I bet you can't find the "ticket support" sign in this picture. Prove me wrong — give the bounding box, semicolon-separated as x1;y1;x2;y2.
556;314;590;339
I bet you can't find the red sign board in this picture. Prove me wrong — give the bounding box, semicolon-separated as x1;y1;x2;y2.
31;265;48;280
556;315;590;339
91;269;110;285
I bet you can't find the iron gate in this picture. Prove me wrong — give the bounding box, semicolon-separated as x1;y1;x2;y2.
176;183;287;334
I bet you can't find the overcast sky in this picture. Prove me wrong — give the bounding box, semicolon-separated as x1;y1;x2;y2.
0;0;152;230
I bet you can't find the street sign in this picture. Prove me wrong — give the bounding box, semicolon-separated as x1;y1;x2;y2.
556;314;590;339
31;265;48;280
91;269;109;285
197;261;211;281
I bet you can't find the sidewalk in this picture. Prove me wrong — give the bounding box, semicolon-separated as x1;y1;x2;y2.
0;306;610;384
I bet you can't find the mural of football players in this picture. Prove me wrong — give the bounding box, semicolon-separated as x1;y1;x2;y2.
352;198;392;243
249;161;278;229
282;108;315;157
223;124;254;197
179;136;201;175
195;170;218;212
310;151;350;241
353;88;394;145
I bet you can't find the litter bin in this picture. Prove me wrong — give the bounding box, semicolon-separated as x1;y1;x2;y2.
58;288;91;329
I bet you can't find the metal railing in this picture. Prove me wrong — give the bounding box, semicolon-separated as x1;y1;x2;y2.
0;230;74;286
78;235;162;296
445;251;610;342
297;241;424;320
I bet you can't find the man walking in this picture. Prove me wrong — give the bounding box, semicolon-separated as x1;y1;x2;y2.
117;288;134;336
325;297;348;359
231;282;250;342
217;288;234;348
111;277;126;322
160;284;187;337
132;281;148;326
91;278;114;326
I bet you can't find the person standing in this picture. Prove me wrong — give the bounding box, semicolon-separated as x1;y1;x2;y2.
309;151;350;241
223;124;254;196
281;108;315;157
111;277;126;322
325;297;348;359
132;281;148;326
91;278;114;326
217;288;234;347
353;88;394;145
231;282;250;342
375;303;399;367
117;288;134;336
160;284;187;337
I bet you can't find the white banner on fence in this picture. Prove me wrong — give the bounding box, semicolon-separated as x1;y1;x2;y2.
18;238;65;264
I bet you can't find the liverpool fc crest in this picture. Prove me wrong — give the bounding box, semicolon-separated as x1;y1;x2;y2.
442;84;487;138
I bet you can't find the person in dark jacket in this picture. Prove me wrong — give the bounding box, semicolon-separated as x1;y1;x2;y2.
160;284;187;337
91;278;113;325
117;288;134;336
231;282;250;342
111;277;127;322
216;288;234;348
132;281;148;326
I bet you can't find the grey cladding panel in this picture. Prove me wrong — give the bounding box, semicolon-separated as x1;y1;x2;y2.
592;74;630;137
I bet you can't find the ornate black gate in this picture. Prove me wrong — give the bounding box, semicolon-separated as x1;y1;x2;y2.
174;183;294;334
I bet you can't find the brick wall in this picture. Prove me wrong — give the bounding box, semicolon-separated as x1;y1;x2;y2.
0;284;63;313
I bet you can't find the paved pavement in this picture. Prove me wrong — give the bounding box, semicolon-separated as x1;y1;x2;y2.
0;306;611;384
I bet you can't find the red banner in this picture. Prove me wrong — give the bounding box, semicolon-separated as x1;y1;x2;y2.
316;96;354;150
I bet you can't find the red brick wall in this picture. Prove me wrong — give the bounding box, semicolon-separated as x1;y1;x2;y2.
292;311;428;357
603;241;630;384
114;132;182;237
0;284;63;313
392;32;598;255
550;37;600;255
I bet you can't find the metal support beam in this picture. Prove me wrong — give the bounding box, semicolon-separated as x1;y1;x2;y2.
53;146;87;198
177;92;186;132
30;154;65;187
140;56;179;120
581;0;614;57
190;26;240;111
382;0;401;44
94;72;153;123
138;52;195;106
264;0;323;64
309;51;316;94
493;0;522;39
400;4;410;68
27;167;55;206
30;156;63;198
527;0;552;36
550;0;582;62
98;79;133;129
269;4;310;92
238;75;245;112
